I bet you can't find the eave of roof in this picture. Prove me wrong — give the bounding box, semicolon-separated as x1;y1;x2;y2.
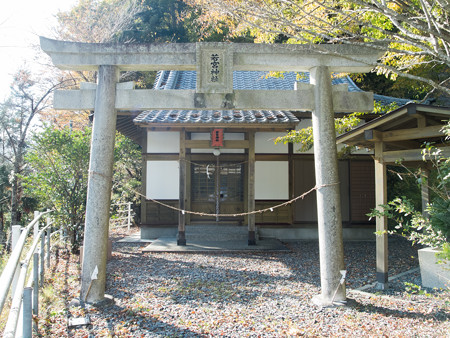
134;109;299;129
336;103;450;149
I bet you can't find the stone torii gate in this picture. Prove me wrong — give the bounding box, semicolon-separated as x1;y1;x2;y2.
40;37;381;306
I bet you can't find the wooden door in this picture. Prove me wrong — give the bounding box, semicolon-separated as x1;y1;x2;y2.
190;161;244;222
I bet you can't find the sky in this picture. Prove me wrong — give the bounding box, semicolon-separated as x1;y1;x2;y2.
0;0;78;100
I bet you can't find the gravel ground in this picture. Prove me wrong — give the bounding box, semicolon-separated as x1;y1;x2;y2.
37;227;449;337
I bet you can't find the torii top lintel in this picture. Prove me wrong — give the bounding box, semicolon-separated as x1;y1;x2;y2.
40;37;382;73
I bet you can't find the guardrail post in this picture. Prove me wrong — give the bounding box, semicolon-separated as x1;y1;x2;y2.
23;287;32;338
33;252;39;320
127;202;132;231
33;211;40;241
46;229;51;268
11;225;21;298
40;232;45;286
46;214;51;268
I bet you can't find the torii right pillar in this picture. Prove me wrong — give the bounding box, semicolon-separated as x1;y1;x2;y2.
310;66;346;306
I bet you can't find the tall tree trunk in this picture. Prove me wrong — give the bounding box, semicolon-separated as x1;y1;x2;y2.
0;209;4;252
10;159;21;226
7;147;25;252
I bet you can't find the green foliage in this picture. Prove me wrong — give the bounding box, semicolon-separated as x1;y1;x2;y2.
437;243;450;264
370;197;448;249
352;62;450;102
274;112;363;152
111;133;142;223
275;126;314;152
0;164;10;215
274;100;399;153
420;139;450;241
404;282;430;296
118;0;191;43
21;126;142;249
21;126;91;249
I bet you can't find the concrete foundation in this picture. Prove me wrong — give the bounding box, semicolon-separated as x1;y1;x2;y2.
418;247;450;289
141;225;375;241
259;227;375;241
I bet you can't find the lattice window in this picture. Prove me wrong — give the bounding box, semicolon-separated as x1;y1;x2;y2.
192;164;216;202
219;164;244;201
191;162;244;202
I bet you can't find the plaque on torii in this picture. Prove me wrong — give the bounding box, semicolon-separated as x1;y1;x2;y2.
40;36;383;307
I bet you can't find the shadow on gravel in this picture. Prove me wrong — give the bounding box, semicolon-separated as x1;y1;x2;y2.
347;298;449;322
106;235;422;309
107;250;323;307
92;302;203;337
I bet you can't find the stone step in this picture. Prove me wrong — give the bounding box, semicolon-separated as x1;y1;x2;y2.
185;225;256;241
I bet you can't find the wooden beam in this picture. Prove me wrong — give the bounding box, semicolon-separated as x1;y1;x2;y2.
364;129;382;141
143;154;179;161
288;142;294;225
185;139;250;149
190;153;245;162
186;135;192;226
255;154;289;161
383;146;450;163
374;141;388;289
141;133;148;225
365;125;444;142
416;115;427;128
384;140;422;150
421;169;430;218
178;129;186;245
248;131;256;245
378;115;413;131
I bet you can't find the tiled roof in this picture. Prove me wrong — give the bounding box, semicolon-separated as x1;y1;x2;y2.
134;109;299;125
153;70;411;106
155;70;355;91
134;70;411;126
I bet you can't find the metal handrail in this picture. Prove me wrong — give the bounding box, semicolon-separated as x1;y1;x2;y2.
110;202;133;230
0;210;52;314
3;223;52;338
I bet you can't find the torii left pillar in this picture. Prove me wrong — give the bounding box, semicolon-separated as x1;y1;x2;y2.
81;65;119;303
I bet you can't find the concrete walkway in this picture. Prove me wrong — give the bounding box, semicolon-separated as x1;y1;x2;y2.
118;233;288;252
143;237;288;252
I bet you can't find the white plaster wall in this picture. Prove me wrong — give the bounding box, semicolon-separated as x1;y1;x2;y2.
190;132;209;141
191;132;245;154
225;133;245;141
255;161;289;199
147;131;180;153
255;132;288;154
146;161;179;199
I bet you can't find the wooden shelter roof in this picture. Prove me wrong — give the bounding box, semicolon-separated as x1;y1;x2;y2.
336;103;450;163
